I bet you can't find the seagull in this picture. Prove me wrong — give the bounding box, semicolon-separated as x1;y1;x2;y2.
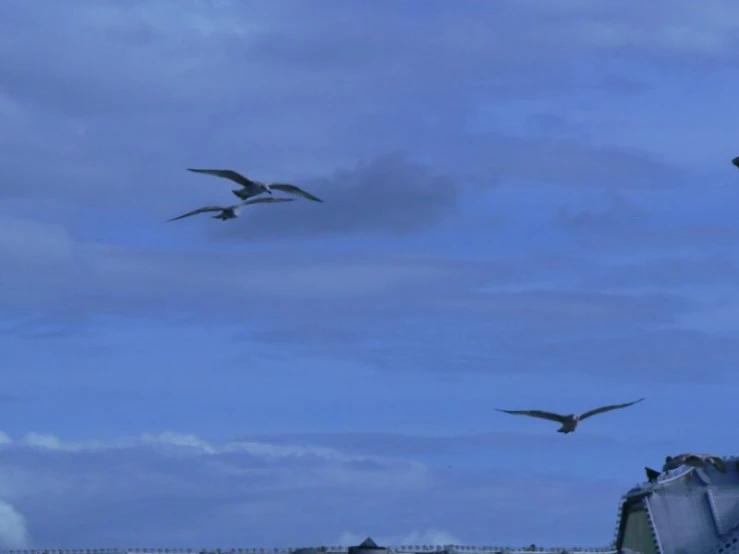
495;398;644;434
732;156;739;170
167;196;294;222
645;467;661;483
663;453;727;473
187;168;324;202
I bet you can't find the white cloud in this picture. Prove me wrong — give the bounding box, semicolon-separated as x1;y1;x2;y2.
0;429;624;548
336;529;462;547
0;501;30;549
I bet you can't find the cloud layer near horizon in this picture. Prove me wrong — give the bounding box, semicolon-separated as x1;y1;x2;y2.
0;429;643;549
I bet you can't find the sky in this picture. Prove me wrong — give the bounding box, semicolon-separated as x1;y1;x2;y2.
2;0;739;550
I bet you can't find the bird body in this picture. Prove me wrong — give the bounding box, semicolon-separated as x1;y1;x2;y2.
187;168;324;203
495;398;644;433
167;196;295;222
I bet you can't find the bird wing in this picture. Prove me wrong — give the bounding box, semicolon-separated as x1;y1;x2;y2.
167;206;224;221
187;168;257;188
269;183;324;202
239;197;296;206
732;157;739;169
495;409;568;423
579;397;644;420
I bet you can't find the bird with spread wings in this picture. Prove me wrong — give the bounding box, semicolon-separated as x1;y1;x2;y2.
496;398;644;434
167;196;295;222
187;168;323;203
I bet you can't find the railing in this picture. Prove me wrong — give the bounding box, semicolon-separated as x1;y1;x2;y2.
0;546;618;554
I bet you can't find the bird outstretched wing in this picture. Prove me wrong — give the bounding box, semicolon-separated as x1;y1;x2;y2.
495;409;569;423
732;157;739;169
167;206;224;221
579;398;644;420
240;197;296;206
187;168;257;188
269;183;323;202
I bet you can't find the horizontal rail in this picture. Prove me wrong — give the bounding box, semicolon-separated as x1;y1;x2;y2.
0;547;618;554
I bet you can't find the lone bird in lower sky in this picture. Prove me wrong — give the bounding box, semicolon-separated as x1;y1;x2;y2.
496;397;644;434
167;197;294;222
187;168;324;202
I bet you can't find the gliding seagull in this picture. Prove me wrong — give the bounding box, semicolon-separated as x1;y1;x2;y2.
496;398;644;434
167;196;295;222
187;168;324;202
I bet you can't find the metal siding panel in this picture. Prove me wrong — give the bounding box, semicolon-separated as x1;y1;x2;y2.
709;488;739;537
648;489;718;554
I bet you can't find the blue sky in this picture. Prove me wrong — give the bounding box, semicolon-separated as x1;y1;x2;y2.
2;0;739;549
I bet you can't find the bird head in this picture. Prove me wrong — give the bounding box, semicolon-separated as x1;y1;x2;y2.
261;183;272;195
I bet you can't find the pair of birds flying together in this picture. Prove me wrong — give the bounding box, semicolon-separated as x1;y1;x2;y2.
496;397;644;433
168;169;323;222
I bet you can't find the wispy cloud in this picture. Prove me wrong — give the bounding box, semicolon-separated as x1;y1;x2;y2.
0;429;626;548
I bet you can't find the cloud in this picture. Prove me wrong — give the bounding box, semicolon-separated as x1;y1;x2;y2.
336;530;462;548
438;133;686;190
3;214;739;384
239;431;676;459
0;217;73;264
0;0;714;223
0;501;29;549
554;190;648;229
3;3;739;549
250;316;739;384
0;429;627;548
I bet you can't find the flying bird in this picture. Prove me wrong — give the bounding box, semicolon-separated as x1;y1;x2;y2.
495;398;644;434
187;168;323;203
645;467;661;483
167;196;295;222
732;157;739;170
